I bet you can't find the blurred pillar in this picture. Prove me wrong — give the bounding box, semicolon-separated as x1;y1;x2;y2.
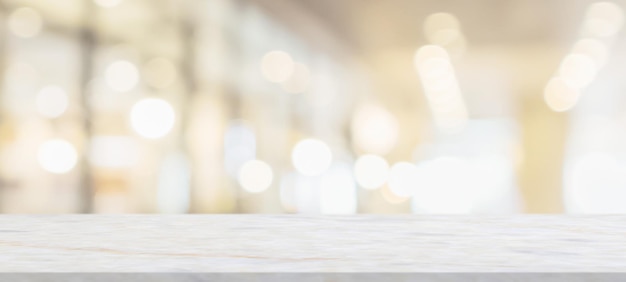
77;0;97;213
517;84;568;213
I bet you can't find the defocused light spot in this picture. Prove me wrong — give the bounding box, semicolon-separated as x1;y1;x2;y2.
130;98;175;139
8;7;42;38
281;63;311;94
105;60;139;92
38;139;78;174
143;57;177;89
94;0;124;8
423;13;466;58
571;38;608;68
568;153;626;213
424;13;460;38
354;154;389;190
88;136;139;168
558;54;597;89
36;85;68;119
261;51;294;83
291;138;332;176
320;163;357;214
381;185;410;204
411;157;474;214
157;153;190;213
224;120;256;176
415;45;468;133
544;77;580;112
582;2;624;37
388;162;418;197
351;103;399;155
238;160;273;193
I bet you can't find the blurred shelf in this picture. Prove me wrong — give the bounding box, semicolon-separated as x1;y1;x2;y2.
0;215;624;272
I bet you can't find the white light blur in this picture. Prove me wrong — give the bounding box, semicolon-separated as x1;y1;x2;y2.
351;103;399;155
281;62;311;94
415;45;468;133
157;153;190;214
94;0;124;8
567;153;626;213
423;12;466;57
411;157;475;214
8;7;42;38
224;121;256;176
261;51;295;83
354;154;389;190
320;164;357;214
544;77;581;112
280;172;319;213
130;98;176;139
388;162;418;197
35;85;68;119
571;38;609;69
88;136;139;168
105;60;139;92
582;2;624;37
37;139;78;174
558;54;597;89
143;57;178;89
238;160;273;193
291;138;333;176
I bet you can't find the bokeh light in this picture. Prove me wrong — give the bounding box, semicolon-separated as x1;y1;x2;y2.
37;139;78;174
238;160;273;193
261;51;295;83
354;154;389;190
105;60;140;92
388;162;418;198
35;85;69;119
291;138;333;176
130;98;176;139
351;103;399;155
544;77;580;112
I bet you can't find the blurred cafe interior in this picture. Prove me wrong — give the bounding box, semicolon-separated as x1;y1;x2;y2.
0;0;625;214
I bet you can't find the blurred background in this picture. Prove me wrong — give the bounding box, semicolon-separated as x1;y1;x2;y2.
0;0;625;214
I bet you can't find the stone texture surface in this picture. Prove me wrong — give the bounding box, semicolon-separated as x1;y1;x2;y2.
0;215;624;272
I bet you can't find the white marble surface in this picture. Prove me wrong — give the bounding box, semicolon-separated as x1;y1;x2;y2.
0;215;624;272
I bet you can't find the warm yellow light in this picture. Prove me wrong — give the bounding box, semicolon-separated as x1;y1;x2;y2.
238;160;273;193
354;154;389;190
558;54;597;89
8;7;42;38
38;139;78;174
94;0;124;8
388;162;418;197
105;60;139;92
261;51;294;83
544;77;581;112
143;57;177;89
423;13;466;57
351;103;399;155
281;63;311;94
291;138;333;176
582;2;624;37
36;85;68;119
130;98;176;139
